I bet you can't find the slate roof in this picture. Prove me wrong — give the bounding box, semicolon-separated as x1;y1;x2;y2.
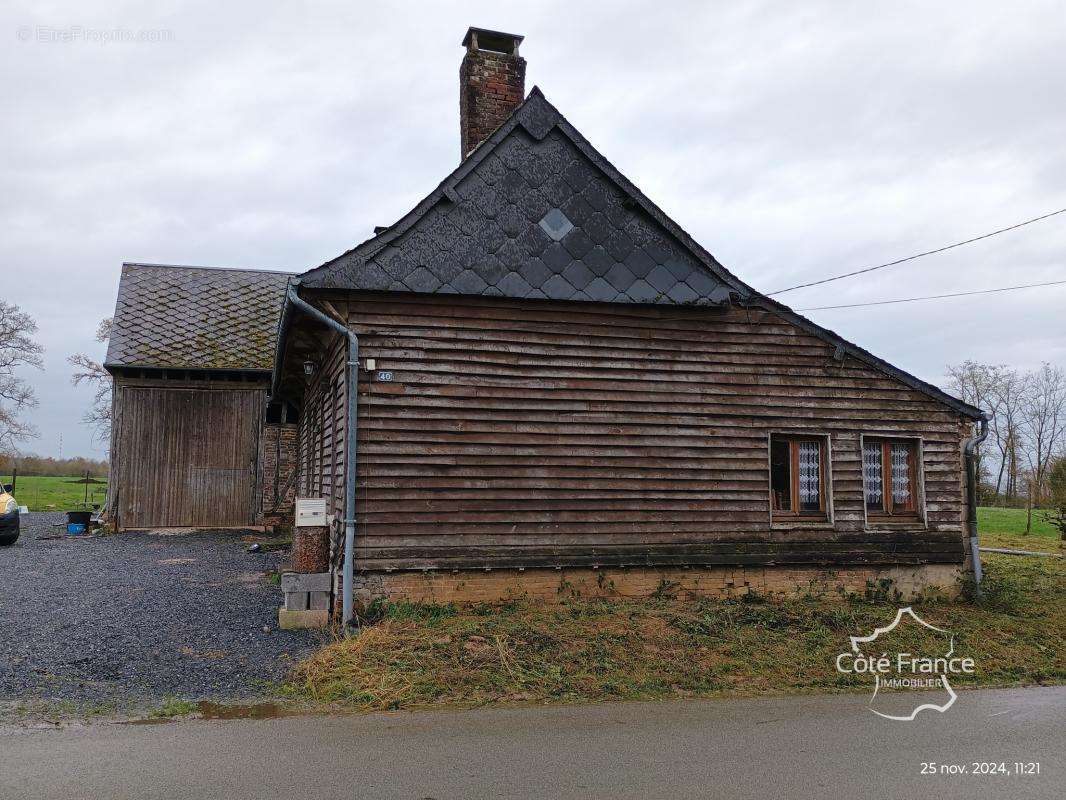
300;89;741;306
296;88;983;421
105;263;294;371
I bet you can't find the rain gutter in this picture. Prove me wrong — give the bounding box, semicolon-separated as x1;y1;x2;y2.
279;284;360;628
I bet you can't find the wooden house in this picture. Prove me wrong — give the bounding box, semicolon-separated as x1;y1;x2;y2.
107;28;985;613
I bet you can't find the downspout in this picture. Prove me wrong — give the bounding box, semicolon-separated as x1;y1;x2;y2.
963;414;990;591
282;285;360;629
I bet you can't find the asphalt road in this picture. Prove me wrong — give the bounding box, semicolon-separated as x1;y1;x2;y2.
1;687;1061;799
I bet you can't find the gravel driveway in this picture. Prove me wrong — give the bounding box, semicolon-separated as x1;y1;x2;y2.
0;513;325;708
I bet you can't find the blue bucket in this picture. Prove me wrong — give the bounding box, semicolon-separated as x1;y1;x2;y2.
67;523;86;535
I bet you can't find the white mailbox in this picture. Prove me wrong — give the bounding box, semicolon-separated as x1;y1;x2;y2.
295;497;328;527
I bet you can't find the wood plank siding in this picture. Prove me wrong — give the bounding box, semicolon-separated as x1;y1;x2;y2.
294;292;969;572
111;380;265;528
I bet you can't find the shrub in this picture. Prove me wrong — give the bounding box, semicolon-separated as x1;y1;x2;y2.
1042;458;1066;540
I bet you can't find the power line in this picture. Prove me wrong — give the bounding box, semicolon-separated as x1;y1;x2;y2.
767;207;1066;296
796;278;1066;311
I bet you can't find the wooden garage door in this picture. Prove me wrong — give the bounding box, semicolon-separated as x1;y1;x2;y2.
118;387;262;528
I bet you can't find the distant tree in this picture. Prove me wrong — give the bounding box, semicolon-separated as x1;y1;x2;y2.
947;361;1005;502
989;368;1026;502
1043;458;1066;543
948;361;1065;511
0;300;44;452
1020;364;1066;532
0;453;108;478
68;318;113;443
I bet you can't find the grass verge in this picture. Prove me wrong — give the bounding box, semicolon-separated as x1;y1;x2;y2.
982;531;1063;553
288;552;1064;712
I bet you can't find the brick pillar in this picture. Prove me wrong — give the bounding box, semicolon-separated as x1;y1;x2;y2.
460;27;526;159
291;526;330;573
259;423;297;529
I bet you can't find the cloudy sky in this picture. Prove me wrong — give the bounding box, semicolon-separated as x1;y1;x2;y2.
3;0;1064;459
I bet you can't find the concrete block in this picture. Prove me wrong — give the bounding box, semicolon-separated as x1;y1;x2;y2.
284;591;309;611
281;571;331;592
278;609;329;629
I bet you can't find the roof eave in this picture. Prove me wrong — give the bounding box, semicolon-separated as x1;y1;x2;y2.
105;363;273;375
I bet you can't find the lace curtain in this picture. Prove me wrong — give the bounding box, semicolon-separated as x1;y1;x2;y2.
863;443;883;508
891;443;912;505
798;441;820;508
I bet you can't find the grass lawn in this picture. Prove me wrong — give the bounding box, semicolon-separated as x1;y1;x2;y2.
978;506;1058;537
6;475;108;512
288;548;1065;712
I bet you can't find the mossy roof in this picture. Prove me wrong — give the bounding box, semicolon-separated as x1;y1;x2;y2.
105;263;294;371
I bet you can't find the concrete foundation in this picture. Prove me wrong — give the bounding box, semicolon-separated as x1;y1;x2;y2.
351;564;963;606
278;609;329;629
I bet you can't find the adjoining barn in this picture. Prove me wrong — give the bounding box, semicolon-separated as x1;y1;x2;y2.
105;264;298;529
104;29;986;620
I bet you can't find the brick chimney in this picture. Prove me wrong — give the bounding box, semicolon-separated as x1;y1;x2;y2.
460;27;526;159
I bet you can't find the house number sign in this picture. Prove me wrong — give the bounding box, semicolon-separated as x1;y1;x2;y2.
376;371;394;382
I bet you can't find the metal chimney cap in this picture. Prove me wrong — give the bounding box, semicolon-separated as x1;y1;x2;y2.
461;27;524;54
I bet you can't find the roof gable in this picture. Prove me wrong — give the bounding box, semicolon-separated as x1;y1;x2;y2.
106;263;293;372
300;89;744;306
295;89;982;422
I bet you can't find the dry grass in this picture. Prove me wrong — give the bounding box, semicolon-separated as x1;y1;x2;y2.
289;555;1065;712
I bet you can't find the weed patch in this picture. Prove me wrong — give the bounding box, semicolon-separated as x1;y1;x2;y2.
288;554;1063;712
150;697;197;718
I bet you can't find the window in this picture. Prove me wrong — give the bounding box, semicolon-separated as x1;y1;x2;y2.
863;439;920;519
770;436;828;519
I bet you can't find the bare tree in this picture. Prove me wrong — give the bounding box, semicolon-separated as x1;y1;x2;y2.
990;368;1026;502
68;318;113;443
947;361;1033;505
947;361;1002;501
0;301;44;452
1020;363;1066;532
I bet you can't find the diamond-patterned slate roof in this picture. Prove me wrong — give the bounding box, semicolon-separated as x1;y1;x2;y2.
301;89;743;306
105;263;294;371
294;88;982;421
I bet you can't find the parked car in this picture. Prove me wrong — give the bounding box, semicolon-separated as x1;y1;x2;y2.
0;483;19;546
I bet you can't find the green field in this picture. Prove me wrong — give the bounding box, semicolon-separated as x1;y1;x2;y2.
5;475;109;512
978;506;1059;538
4;479;1060;532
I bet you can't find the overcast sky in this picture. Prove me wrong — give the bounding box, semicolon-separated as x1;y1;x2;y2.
3;1;1064;459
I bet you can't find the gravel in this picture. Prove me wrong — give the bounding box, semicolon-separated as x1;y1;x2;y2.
0;513;326;706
